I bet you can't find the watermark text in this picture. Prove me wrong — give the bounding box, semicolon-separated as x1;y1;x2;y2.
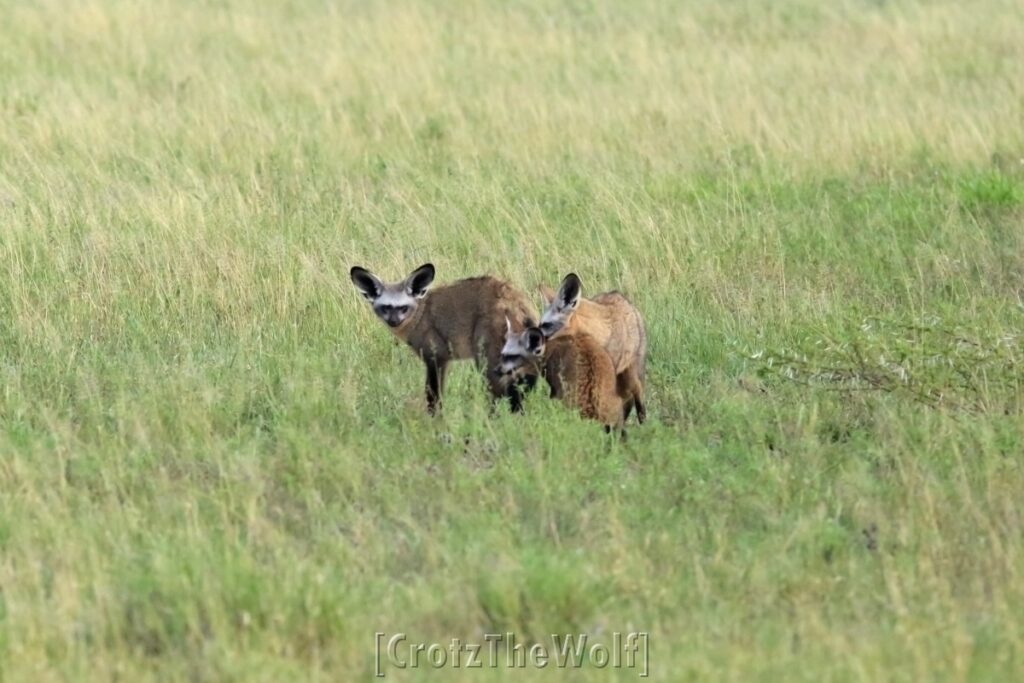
373;631;649;677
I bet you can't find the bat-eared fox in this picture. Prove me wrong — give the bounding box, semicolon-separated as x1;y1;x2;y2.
539;273;646;424
500;321;625;431
350;263;538;414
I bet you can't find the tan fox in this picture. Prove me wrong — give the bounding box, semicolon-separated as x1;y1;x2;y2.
350;263;538;414
500;323;624;430
539;274;646;423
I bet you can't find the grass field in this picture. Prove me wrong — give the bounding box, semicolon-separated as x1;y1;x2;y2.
2;0;1024;680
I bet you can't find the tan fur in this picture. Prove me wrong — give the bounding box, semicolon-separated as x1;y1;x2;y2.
394;276;537;407
541;286;647;422
543;333;624;429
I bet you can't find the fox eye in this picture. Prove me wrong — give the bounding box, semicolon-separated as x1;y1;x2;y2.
398;306;410;315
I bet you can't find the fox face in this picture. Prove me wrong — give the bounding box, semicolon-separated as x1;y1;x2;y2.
350;263;435;328
539;273;581;338
500;320;546;377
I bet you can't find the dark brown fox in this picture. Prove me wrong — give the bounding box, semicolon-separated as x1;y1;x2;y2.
350;263;538;414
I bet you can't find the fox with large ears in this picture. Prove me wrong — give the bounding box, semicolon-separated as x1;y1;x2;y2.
538;273;647;423
350;263;538;414
500;321;625;431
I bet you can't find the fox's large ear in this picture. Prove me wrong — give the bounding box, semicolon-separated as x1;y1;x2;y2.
405;263;436;298
538;285;556;304
556;273;581;309
525;327;546;353
350;266;383;300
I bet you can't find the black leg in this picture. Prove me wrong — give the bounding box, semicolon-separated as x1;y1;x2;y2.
425;359;444;415
545;370;563;400
603;425;627;441
506;382;524;413
634;398;646;424
518;373;538;394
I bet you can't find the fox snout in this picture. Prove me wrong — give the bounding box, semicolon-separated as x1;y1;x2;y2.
374;303;413;328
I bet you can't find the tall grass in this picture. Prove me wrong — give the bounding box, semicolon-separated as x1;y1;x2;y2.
1;0;1023;680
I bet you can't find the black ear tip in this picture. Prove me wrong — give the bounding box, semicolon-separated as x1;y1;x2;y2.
560;273;582;300
411;263;436;282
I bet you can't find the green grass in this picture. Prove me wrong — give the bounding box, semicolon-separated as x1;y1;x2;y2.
1;0;1023;680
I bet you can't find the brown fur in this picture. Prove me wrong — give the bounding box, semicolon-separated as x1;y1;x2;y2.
394;277;537;413
541;286;647;423
543;333;624;429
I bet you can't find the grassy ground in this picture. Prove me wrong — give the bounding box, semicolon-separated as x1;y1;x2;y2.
2;0;1023;680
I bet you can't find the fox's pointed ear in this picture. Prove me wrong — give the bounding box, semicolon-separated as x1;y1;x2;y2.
406;263;435;298
350;266;383;300
538;285;556;304
525;327;546;353
556;273;581;309
505;316;513;337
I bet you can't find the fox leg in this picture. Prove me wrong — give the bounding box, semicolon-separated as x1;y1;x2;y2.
506;382;525;413
480;347;528;413
518;372;538;394
617;367;645;424
424;358;448;415
634;397;646;424
481;368;524;413
603;424;627;437
632;379;646;424
494;365;527;413
543;367;565;400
